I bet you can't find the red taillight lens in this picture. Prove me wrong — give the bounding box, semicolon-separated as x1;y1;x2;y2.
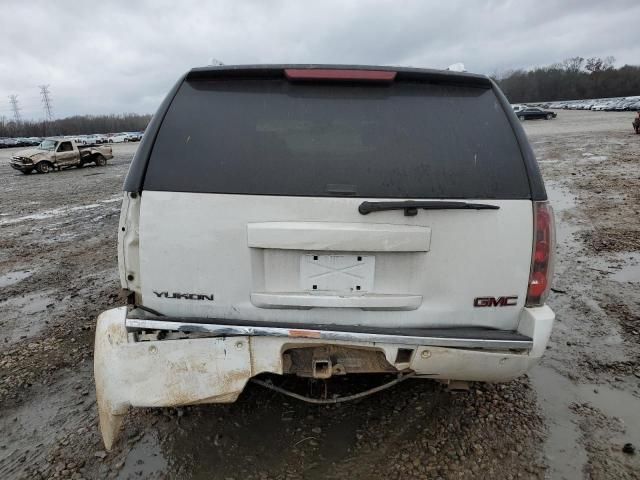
284;69;396;83
534;241;549;263
528;271;547;298
526;201;555;307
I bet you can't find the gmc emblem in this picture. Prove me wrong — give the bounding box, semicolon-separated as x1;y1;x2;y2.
473;296;518;307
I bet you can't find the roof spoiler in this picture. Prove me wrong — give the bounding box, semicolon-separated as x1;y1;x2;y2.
185;64;492;88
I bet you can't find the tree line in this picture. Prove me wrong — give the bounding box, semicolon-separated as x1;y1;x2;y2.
0;113;152;138
494;56;640;103
3;58;638;136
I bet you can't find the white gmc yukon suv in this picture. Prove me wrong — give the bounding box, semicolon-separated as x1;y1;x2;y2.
94;65;555;449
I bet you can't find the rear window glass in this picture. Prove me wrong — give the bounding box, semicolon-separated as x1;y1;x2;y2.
144;79;530;199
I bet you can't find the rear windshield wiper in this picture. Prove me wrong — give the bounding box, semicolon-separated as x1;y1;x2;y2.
358;200;500;216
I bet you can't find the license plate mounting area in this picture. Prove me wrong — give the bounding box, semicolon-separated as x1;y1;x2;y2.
300;254;375;293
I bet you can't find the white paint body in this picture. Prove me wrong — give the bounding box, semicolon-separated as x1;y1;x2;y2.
99;190;556;449
128;192;534;329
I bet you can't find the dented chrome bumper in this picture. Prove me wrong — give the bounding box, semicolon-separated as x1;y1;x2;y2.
125;317;535;350
94;306;554;450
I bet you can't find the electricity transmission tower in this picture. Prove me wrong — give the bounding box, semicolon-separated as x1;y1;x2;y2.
39;85;54;121
8;95;22;124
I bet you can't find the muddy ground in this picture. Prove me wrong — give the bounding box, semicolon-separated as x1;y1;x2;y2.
0;110;639;479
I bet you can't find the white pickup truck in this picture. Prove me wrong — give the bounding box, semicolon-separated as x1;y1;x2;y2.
10;138;113;174
94;65;556;449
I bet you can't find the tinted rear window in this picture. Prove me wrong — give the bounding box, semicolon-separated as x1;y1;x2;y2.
144;79;530;198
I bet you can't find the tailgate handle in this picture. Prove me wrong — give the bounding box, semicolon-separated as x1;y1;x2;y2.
358;200;500;216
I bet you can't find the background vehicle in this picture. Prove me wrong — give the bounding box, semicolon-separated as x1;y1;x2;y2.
95;65;556;450
511;104;526;113
108;133;128;143
124;132;142;141
79;135;100;145
0;138;21;148
15;137;40;146
517;107;557;120
10;138;113;174
606;100;625;111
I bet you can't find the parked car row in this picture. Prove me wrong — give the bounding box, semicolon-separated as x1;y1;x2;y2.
511;97;640;116
1;132;144;148
75;132;144;144
0;137;43;148
540;97;640;111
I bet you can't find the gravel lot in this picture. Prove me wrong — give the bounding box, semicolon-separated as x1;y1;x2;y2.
1;111;639;479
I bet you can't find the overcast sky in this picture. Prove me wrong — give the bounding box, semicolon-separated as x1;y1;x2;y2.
1;0;639;120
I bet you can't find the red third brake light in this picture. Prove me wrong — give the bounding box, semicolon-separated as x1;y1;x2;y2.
526;201;556;307
284;69;396;83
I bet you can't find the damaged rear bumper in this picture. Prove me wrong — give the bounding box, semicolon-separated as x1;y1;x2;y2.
94;306;554;449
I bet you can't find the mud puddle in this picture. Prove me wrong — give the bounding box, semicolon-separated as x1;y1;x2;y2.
0;195;121;226
530;367;588;479
115;433;167;479
531;366;640;479
545;181;579;248
1;291;57;343
573;383;640;448
587;252;640;283
0;270;33;289
611;263;640;283
579;153;608;162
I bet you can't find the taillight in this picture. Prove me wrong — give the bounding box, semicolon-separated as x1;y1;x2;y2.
526;201;555;307
284;69;396;83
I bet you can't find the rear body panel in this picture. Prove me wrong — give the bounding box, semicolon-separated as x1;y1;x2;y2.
138;192;532;330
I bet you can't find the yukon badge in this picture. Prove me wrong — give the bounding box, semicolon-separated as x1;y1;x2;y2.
473;296;518;307
153;291;214;301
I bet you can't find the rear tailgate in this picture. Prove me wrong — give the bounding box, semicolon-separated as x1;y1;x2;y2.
129;67;537;332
